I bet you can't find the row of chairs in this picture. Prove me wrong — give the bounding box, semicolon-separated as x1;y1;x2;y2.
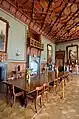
27;73;70;112
6;82;49;112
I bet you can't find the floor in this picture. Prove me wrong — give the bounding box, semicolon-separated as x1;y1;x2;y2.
0;74;79;119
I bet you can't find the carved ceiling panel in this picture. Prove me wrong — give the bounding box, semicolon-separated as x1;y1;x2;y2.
0;0;79;43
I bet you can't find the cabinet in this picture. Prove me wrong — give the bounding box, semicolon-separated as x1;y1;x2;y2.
27;29;44;50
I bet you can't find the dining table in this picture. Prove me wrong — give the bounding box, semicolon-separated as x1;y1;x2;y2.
3;71;69;107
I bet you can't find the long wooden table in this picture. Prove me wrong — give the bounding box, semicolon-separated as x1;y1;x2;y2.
3;71;69;107
3;72;69;91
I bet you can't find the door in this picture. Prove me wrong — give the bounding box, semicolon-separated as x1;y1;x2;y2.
56;51;65;67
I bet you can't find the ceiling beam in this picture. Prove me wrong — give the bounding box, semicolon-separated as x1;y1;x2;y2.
59;22;79;39
31;0;34;19
55;24;79;42
52;4;78;38
47;0;70;35
0;0;3;4
6;0;31;19
23;0;30;5
62;30;79;40
57;19;79;39
56;38;79;44
40;0;53;31
70;30;79;38
22;8;52;14
61;33;79;41
14;0;17;3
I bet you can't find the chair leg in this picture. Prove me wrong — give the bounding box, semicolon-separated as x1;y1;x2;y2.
59;82;62;90
34;97;42;113
44;91;49;101
6;86;10;104
64;79;66;85
14;96;16;105
34;100;37;113
54;85;56;93
40;97;42;108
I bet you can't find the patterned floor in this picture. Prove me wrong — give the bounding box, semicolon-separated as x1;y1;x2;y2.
0;74;79;119
34;75;79;119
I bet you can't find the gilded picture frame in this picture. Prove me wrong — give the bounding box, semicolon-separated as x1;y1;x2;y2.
66;45;78;62
0;17;9;53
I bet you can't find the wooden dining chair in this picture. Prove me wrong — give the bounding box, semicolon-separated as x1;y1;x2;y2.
11;85;24;105
27;85;43;112
43;83;49;101
49;80;54;93
35;86;43;111
57;77;63;91
58;76;63;87
67;74;71;82
64;74;68;85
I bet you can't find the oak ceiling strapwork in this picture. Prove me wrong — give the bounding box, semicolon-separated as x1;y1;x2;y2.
0;0;79;43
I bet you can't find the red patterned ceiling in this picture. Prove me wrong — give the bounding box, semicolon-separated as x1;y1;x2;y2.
0;0;79;43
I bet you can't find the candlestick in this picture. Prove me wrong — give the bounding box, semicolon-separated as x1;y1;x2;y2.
56;67;59;77
69;60;70;64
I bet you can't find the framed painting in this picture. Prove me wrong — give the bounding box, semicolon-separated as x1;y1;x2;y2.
0;17;9;53
66;45;78;61
47;44;52;64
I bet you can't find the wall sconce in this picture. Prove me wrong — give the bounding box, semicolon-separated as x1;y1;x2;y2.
16;50;20;56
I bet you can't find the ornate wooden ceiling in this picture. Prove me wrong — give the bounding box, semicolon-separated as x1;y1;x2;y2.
0;0;79;43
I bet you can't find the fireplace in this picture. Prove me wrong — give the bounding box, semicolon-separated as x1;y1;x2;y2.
0;62;7;82
0;62;7;93
29;56;40;75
